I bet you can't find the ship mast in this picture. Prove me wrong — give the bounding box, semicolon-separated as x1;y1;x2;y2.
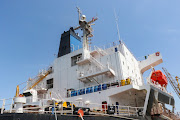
74;7;98;50
114;9;121;42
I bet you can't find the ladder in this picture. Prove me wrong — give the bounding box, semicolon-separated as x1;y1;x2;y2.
28;67;52;90
162;67;180;99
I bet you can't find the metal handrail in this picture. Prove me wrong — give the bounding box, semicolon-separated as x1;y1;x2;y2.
90;40;122;51
89;56;105;69
87;102;144;116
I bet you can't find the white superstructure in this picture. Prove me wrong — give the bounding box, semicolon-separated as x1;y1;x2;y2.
8;9;178;119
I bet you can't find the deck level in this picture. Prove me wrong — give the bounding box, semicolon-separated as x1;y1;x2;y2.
0;113;144;120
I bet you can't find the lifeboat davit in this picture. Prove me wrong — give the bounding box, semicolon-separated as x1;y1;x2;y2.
151;70;168;86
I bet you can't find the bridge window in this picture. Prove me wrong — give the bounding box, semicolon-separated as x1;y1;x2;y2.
71;54;82;66
47;78;53;89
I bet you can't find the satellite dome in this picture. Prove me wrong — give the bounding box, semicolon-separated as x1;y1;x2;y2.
81;15;86;20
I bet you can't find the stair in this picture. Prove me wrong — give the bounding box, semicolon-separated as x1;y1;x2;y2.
89;56;105;69
78;56;115;82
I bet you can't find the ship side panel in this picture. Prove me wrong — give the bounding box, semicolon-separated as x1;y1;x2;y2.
51;49;85;98
121;44;143;86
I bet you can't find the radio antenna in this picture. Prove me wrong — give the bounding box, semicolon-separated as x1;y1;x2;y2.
76;7;82;21
114;9;121;42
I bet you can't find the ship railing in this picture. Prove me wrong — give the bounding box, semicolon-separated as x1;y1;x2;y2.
89;56;105;69
78;62;114;78
25;96;40;103
0;97;143;116
90;40;122;52
162;107;180;119
90;40;139;62
71;44;82;52
0;98;14;114
91;46;108;56
87;102;144;116
85;103;108;114
115;106;144;116
0;96;74;115
26;66;53;90
24;91;63;104
89;40;130;58
22;100;74;115
17;81;29;94
67;79;133;98
79;64;104;76
148;79;170;94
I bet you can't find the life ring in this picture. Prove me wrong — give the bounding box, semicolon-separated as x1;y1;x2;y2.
156;52;160;56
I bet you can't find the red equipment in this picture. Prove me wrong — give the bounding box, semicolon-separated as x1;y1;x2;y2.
78;109;84;118
151;70;168;86
156;52;160;56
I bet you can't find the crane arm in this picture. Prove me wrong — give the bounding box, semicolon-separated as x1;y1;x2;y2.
28;68;52;90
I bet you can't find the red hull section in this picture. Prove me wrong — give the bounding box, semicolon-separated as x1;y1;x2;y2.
151;70;168;86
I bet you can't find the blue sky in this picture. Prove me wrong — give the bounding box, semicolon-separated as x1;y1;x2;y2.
0;0;180;111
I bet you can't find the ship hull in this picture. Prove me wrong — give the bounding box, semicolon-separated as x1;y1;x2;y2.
0;113;144;120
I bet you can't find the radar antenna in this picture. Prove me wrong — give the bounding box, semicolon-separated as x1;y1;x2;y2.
76;7;82;21
74;7;98;50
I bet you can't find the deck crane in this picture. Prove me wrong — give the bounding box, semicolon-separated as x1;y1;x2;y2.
162;67;180;99
28;67;52;90
175;76;180;91
15;67;52;97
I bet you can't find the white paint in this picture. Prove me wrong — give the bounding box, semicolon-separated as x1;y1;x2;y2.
14;97;26;113
21;42;173;117
24;43;149;106
139;52;163;73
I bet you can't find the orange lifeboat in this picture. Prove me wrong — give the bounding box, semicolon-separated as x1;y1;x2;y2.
151;70;168;86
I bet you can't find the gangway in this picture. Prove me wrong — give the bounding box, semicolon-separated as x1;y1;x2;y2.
162;67;180;99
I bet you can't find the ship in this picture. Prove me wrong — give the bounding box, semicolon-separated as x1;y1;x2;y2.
0;8;180;120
